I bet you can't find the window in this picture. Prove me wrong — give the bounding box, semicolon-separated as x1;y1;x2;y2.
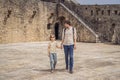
3;10;12;25
91;10;93;16
7;10;12;18
108;10;111;16
110;23;116;31
96;18;99;21
48;13;54;19
96;10;99;15
31;11;36;18
112;23;116;27
101;10;104;15
114;10;118;15
47;23;51;29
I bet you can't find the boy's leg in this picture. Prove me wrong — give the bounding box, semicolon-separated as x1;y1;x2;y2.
63;45;69;70
50;54;54;70
69;45;74;72
53;53;57;69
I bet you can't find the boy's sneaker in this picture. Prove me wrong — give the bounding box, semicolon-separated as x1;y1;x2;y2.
51;70;54;73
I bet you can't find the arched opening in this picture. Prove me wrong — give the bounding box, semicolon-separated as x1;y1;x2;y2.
54;16;65;40
101;10;104;15
111;23;116;33
47;23;51;29
111;23;116;42
108;10;111;16
54;22;59;40
91;10;93;16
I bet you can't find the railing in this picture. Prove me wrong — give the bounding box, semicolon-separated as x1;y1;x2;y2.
59;1;99;42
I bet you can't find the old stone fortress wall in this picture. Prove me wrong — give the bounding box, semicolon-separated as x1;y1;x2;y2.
0;0;120;44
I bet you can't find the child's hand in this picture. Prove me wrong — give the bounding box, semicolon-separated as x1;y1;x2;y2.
61;45;63;49
60;43;63;49
48;54;50;57
56;43;62;49
60;42;64;49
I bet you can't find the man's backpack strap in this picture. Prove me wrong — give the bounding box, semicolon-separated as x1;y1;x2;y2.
72;27;75;40
64;28;66;40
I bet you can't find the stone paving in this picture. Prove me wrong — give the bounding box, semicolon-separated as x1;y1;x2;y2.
0;42;120;80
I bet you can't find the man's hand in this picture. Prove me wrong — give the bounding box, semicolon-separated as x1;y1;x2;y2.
61;44;63;49
74;44;77;50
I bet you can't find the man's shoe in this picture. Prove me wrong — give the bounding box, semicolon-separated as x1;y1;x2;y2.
66;67;68;70
54;65;56;70
69;70;73;74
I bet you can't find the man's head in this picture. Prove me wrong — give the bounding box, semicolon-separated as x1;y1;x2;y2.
64;20;71;28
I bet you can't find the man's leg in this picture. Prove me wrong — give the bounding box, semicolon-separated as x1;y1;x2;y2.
69;45;74;73
63;45;69;70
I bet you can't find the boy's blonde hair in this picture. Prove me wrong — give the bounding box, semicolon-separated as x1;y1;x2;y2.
49;34;55;40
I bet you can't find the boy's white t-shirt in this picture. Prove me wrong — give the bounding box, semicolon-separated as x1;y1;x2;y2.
49;41;57;53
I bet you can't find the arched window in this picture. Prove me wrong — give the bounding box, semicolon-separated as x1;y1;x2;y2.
108;10;111;16
91;10;93;16
47;23;52;30
101;10;104;15
114;10;118;15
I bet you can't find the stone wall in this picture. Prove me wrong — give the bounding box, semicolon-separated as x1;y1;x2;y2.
78;5;120;44
0;0;120;44
0;0;56;43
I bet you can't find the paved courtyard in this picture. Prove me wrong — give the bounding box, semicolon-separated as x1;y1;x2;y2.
0;41;120;80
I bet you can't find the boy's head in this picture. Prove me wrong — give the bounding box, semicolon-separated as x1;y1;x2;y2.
50;34;55;41
64;20;71;28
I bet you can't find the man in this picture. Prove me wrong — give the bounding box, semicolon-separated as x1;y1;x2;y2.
61;20;77;74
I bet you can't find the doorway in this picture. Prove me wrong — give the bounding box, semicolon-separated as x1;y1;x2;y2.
54;22;59;40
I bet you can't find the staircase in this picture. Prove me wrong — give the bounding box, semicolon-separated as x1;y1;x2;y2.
59;1;99;42
41;0;100;43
